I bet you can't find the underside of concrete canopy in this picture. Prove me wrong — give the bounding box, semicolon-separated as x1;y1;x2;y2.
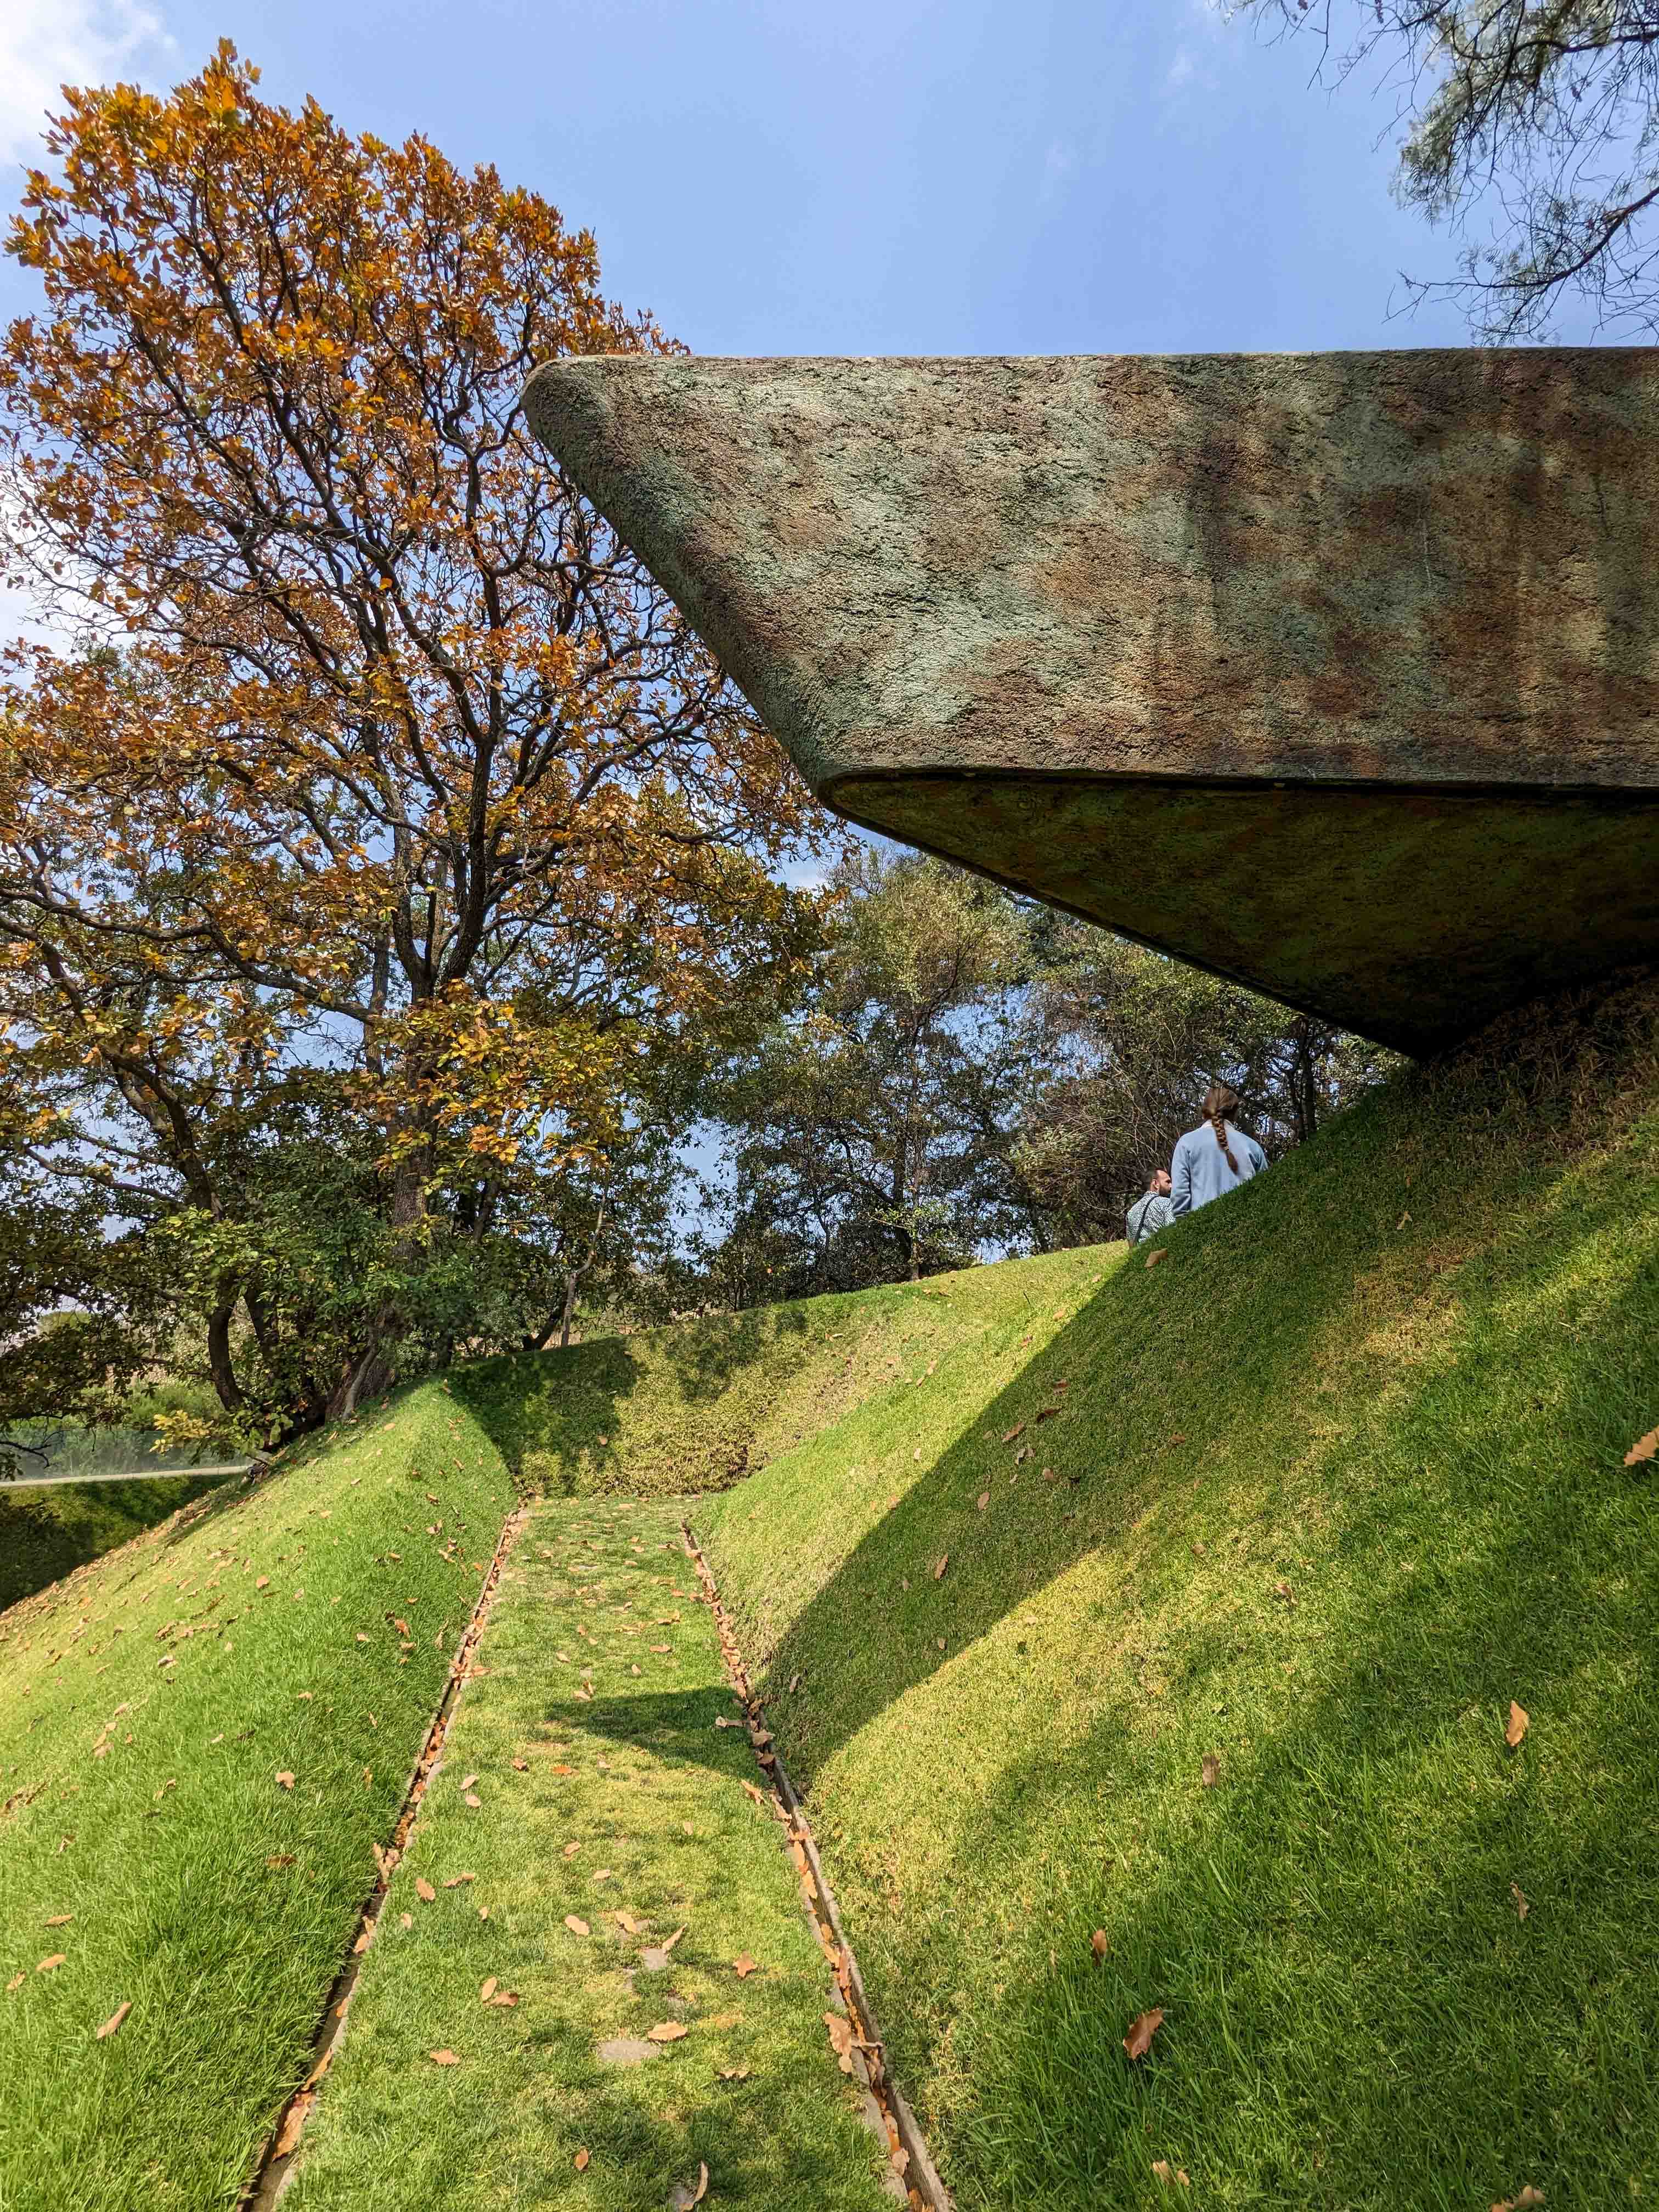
523;352;1659;1055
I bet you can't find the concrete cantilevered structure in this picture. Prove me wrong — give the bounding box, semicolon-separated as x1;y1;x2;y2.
523;352;1659;1054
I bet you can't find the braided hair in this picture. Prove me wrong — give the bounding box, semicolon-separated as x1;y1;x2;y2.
1201;1083;1242;1176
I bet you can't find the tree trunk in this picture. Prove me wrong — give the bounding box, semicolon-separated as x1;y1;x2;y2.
206;1299;244;1413
560;1270;580;1348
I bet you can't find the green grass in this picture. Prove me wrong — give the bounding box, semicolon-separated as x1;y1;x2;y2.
453;1264;1097;1497
0;1476;228;1613
286;1497;898;2210
0;1380;517;2212
698;977;1659;2212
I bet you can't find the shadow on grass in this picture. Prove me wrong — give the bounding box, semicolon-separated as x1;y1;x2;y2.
0;1474;227;1610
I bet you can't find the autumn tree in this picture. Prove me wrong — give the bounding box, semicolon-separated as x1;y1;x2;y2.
1237;1;1659;338
0;47;831;1438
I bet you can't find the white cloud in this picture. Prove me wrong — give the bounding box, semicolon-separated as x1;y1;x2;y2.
1166;47;1197;92
1040;138;1075;206
0;0;171;167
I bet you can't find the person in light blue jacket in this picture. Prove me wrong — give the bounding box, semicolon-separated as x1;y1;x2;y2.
1170;1084;1267;1217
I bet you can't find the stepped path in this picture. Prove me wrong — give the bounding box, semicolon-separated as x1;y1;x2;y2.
283;1498;904;2211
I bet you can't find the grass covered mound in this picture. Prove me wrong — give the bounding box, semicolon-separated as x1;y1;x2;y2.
0;1380;516;2212
454;1252;1104;1499
0;1475;228;1613
699;975;1659;2212
287;1499;898;2211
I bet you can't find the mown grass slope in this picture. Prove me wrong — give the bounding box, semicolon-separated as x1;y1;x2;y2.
454;1256;1104;1498
0;1381;516;2212
0;1475;227;1613
287;1499;898;2211
699;976;1659;2212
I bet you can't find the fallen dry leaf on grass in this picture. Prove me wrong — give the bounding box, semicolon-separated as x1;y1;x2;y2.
662;1926;685;1953
616;1911;643;1935
1506;1701;1530;1749
1272;1581;1294;1607
977;1491;990;1511
1200;1756;1221;1789
274;2092;313;2157
669;2163;709;2209
1090;1930;1109;1961
428;2049;460;2067
5;1973;23;1994
1511;1882;1530;1921
512;1758;528;1771
933;1555;949;1581
415;1878;437;1904
1124;2007;1165;2061
1624;1425;1658;1466
1001;1423;1025;1444
564;1915;590;1937
1491;2190;1545;2211
562;1841;581;1859
732;1954;758;1978
44;1914;72;1927
399;1913;413;1931
647;2020;688;2042
94;2000;131;2040
275;1770;295;1791
1146;1248;1167;1269
1152;2160;1191;2188
463;1791;482;1808
443;1872;476;1888
719;2064;751;2081
574;2148;590;2171
479;1977;498;2004
37;1954;66;1974
824;2012;856;2073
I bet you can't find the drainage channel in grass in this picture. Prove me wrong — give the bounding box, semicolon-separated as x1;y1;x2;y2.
283;1496;903;2211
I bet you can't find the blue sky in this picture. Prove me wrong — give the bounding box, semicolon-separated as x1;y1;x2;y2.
0;0;1609;357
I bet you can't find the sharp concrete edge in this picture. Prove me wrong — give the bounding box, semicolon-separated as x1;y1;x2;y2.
681;1519;954;2212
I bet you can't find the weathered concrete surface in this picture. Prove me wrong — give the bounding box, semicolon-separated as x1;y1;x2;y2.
523;352;1659;1053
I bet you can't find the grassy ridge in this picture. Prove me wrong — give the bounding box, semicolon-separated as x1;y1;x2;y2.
287;1499;898;2210
0;1476;227;1614
454;1259;1102;1498
0;1381;516;2212
699;978;1659;2211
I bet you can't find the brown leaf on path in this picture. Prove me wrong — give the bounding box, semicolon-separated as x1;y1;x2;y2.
95;2000;131;2040
275;1770;296;1790
415;1878;437;1903
1124;2007;1164;2061
428;2049;461;2066
37;1954;66;1973
1506;1700;1530;1749
1090;1929;1109;1961
574;2148;590;2171
1624;1425;1658;1466
646;2019;688;2041
564;1915;590;1937
732;1954;758;1978
1145;1248;1167;1268
1200;1755;1221;1789
1511;1882;1530;1921
274;2090;313;2156
933;1554;949;1581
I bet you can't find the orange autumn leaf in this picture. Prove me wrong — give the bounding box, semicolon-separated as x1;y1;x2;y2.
574;2148;590;2171
1624;1425;1658;1466
1145;1248;1167;1268
646;2019;688;2042
415;1878;437;1904
732;1954;758;1978
428;2049;461;2067
94;2000;131;2040
275;1771;296;1791
36;1955;67;1974
933;1555;949;1581
1090;1930;1109;1961
564;1915;591;1937
1506;1701;1530;1749
1123;2007;1165;2062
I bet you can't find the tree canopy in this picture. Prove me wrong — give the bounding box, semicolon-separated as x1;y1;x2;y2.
0;46;832;1446
1239;2;1659;338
